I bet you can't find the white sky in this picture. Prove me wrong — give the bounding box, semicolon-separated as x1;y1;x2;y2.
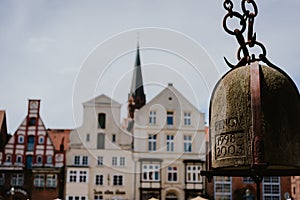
0;0;299;133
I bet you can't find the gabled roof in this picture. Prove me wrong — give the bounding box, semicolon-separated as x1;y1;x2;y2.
139;83;203;114
48;129;71;151
83;94;121;107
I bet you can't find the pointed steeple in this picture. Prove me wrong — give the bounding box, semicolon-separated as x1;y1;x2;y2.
128;43;146;119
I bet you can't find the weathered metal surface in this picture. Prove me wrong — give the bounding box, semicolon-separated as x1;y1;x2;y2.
210;64;300;171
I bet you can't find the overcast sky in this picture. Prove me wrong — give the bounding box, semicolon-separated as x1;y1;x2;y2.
0;0;299;133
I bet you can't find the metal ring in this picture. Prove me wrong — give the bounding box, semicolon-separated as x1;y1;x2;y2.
223;0;233;12
242;0;258;17
237;41;267;61
223;11;247;35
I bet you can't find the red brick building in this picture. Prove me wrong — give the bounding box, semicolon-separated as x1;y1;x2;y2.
0;100;70;200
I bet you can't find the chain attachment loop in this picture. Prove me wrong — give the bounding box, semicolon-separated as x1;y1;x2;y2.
223;0;274;68
223;11;247;35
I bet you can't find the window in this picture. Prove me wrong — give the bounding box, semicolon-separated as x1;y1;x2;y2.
95;174;103;185
94;195;103;200
34;174;45;188
120;157;125;166
16;155;22;163
263;177;280;200
67;196;87;200
46;155;52;164
112;157;118;166
74;155;89;166
142;164;160;181
97;133;105;149
184;112;191;125
27;136;35;151
74;156;80;165
186;165;202;182
36;155;43;164
98;113;106;129
113;175;123;186
112;134;116;143
0;173;5;185
97;156;103;166
214;176;232;200
68;170;88;183
166;135;174;152
46;174;57;188
79;171;88;182
149;111;156;125
148;134;157;151
86;133;90;142
82;156;88;165
112;157;125;167
167;166;178;182
38;136;44;144
184;135;192;152
11;173;24;186
28;117;37;126
167;111;174;126
68;170;77;182
6;154;12;162
18;135;24;143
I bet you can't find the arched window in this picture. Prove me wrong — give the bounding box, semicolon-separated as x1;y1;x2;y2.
6;154;12;162
98;113;106;129
97;133;105;149
36;155;43;164
16;155;22;163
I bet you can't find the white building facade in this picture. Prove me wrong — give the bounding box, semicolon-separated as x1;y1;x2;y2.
65;95;134;200
132;83;206;200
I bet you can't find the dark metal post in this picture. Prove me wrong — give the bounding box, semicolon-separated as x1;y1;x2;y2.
256;182;261;200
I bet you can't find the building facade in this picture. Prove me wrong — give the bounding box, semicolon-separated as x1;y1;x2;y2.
65;95;134;200
65;45;207;200
0;100;69;200
131;83;206;200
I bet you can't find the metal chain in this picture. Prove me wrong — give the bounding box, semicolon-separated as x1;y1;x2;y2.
223;0;273;68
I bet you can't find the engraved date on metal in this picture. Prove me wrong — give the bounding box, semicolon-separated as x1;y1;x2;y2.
215;132;245;159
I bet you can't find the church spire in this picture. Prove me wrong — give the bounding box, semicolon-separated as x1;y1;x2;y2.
128;43;146;119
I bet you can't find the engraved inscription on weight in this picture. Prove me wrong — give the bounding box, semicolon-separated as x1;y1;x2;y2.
215;132;245;159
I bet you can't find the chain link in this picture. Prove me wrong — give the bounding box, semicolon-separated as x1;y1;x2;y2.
223;0;271;68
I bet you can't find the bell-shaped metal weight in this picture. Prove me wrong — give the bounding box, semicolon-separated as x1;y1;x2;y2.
210;62;300;174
